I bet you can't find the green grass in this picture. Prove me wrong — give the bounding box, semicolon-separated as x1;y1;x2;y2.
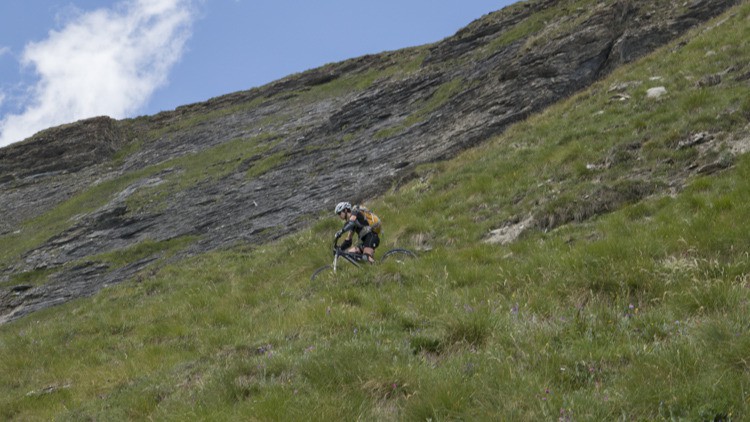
245;151;288;180
88;235;199;268
2;3;750;421
7;267;57;288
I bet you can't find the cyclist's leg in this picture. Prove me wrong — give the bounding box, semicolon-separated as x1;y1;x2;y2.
345;242;365;260
341;237;358;254
361;233;379;263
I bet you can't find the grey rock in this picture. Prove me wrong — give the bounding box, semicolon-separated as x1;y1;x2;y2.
678;132;714;149
647;86;668;98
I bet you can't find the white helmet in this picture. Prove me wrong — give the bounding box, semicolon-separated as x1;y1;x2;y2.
334;202;351;214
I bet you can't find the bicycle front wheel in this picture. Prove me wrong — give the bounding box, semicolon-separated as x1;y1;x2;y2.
310;265;333;281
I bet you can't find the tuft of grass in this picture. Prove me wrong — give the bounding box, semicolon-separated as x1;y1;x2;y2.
88;235;198;268
245;151;289;180
7;267;57;288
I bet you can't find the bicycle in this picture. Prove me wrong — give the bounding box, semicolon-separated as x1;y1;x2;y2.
310;237;417;281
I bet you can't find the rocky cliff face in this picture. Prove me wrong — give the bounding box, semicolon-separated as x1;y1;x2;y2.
0;0;740;323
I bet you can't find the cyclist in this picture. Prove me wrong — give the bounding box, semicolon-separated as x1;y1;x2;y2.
334;202;380;263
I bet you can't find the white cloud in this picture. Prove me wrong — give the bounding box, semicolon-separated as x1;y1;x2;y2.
0;46;10;57
0;0;195;147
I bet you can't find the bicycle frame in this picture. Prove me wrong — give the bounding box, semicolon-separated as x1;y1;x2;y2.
311;237;416;282
331;239;367;273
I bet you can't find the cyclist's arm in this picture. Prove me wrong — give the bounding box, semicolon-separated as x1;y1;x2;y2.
346;214;365;237
341;220;356;240
341;215;365;240
336;219;357;250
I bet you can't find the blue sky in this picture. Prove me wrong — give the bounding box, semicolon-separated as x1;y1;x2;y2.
0;0;517;147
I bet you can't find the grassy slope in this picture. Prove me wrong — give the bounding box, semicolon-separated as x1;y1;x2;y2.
2;3;750;421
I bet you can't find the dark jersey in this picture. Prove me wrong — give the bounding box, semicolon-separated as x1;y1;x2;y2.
342;210;370;237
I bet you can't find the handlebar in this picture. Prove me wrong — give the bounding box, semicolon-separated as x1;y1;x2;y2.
332;238;344;256
333;232;351;252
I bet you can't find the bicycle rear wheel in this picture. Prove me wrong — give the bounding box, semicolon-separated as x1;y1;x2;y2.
381;248;417;263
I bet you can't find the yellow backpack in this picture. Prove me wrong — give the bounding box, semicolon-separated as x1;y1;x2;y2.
354;206;382;234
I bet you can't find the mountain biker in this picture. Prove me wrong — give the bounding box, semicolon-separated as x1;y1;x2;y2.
334;202;380;263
